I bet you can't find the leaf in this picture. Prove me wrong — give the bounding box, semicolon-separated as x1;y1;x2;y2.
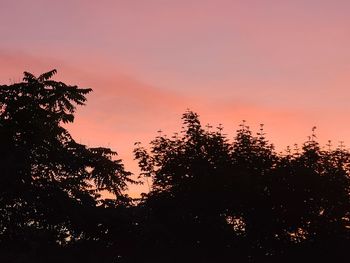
38;69;57;82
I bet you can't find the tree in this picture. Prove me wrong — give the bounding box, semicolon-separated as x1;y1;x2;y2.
134;111;350;262
0;70;133;262
269;136;350;261
2;69;349;262
134;111;253;261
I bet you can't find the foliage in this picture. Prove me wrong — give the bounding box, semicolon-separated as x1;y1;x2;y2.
134;110;350;262
0;70;133;262
1;70;349;262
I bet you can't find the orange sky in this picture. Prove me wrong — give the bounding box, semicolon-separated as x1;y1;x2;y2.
1;0;350;197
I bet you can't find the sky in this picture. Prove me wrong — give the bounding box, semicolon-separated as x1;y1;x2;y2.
1;0;350;197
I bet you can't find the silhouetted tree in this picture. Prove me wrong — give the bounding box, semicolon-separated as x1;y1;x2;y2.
134;110;350;262
0;70;133;262
269;135;350;261
133;111;256;261
1;69;349;263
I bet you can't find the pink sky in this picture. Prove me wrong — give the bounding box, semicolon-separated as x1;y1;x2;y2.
1;0;350;196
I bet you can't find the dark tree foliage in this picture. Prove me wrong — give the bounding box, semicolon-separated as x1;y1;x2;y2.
134;110;350;262
1;69;349;263
0;70;133;262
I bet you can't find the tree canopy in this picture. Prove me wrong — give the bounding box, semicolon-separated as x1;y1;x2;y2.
0;70;133;262
133;110;350;262
0;71;349;262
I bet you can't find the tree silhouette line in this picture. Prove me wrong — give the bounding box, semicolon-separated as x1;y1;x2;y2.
0;70;349;262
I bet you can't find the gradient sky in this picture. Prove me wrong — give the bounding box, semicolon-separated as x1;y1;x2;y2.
1;0;350;196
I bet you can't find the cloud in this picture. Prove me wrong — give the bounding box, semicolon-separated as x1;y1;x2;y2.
2;48;350;198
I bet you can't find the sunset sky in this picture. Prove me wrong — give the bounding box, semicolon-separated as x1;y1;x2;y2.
1;0;350;196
